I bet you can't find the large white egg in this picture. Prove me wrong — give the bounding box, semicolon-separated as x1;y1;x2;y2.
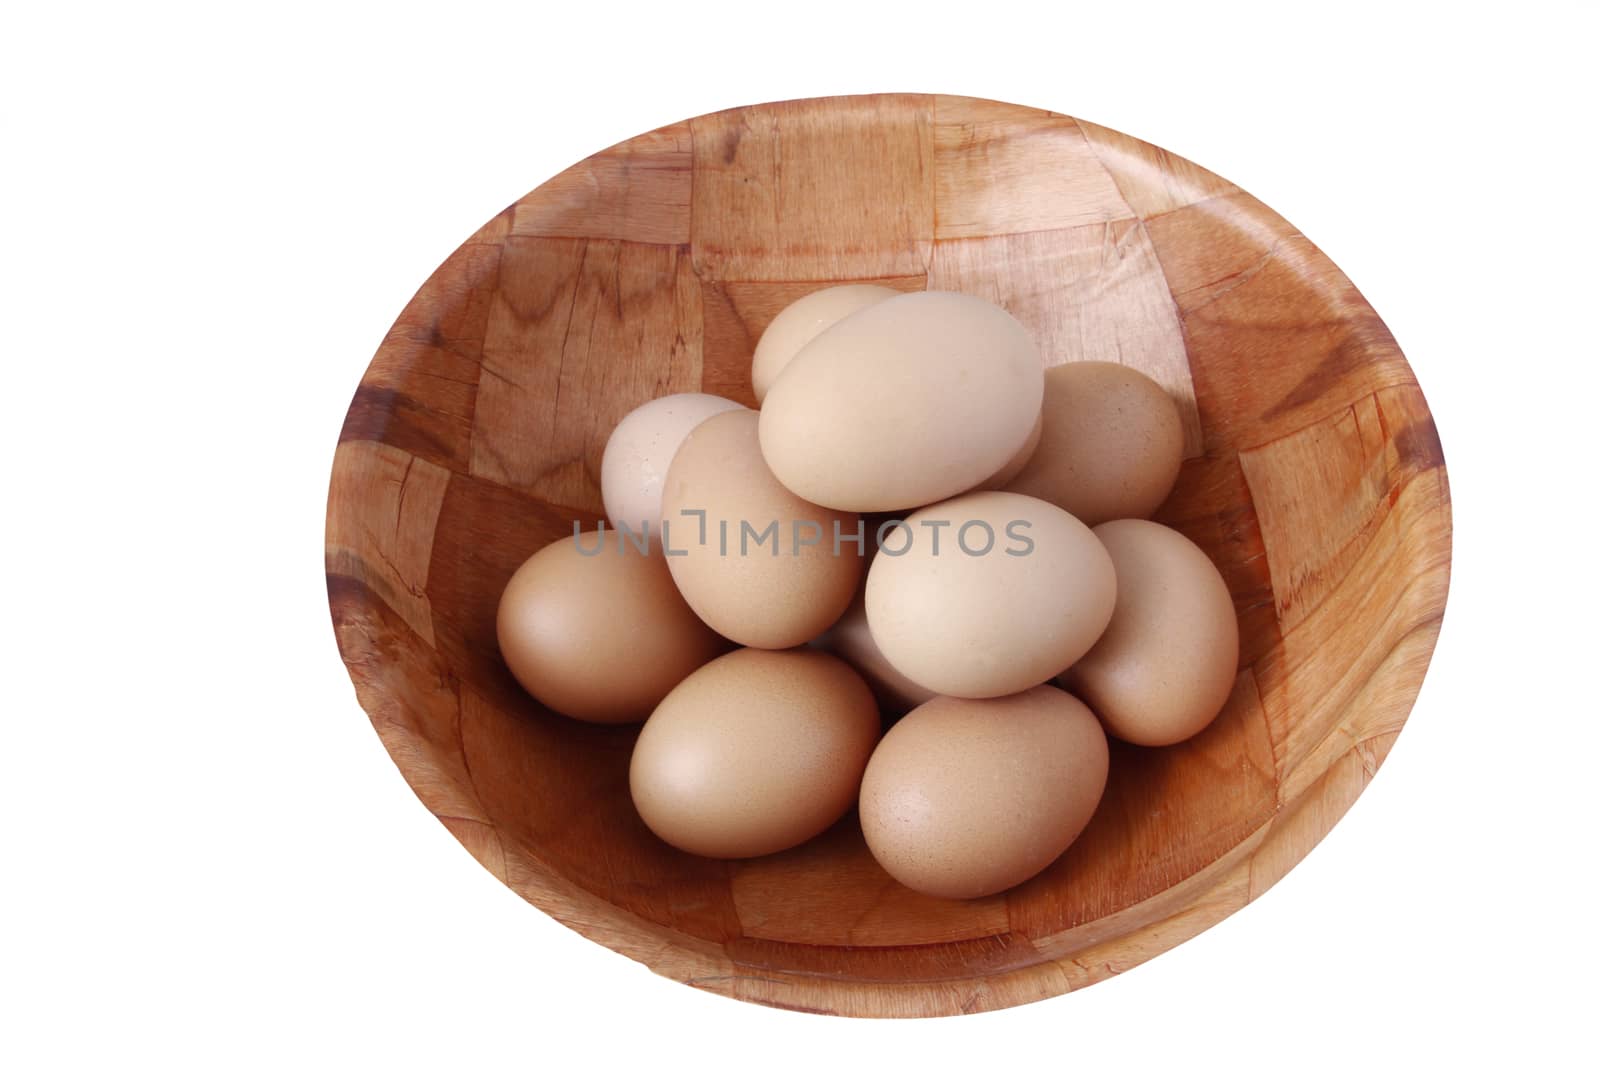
600;393;746;539
758;291;1043;512
751;284;898;404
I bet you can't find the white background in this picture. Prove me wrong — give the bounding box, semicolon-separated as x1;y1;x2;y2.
4;3;1596;1063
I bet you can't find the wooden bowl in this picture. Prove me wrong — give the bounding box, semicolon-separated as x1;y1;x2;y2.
326;94;1451;1016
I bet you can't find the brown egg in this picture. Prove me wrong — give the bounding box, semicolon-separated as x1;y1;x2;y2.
496;530;727;724
859;687;1109;899
865;491;1117;698
630;648;880;859
662;410;863;648
1062;519;1239;746
810;585;939;715
1004;361;1184;525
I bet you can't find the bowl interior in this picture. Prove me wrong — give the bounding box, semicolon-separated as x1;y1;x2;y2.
326;94;1451;1016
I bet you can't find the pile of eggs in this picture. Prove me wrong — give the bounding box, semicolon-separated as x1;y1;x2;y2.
497;287;1238;900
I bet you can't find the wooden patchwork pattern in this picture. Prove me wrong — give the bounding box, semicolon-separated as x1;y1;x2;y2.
326;95;1451;1017
689;95;935;282
932;98;1133;236
510;121;693;245
471;237;703;510
927;221;1203;456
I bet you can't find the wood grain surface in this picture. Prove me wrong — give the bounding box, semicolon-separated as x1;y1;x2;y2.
326;94;1451;1017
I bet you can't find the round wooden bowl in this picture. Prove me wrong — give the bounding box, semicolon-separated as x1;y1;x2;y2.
326;94;1451;1017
